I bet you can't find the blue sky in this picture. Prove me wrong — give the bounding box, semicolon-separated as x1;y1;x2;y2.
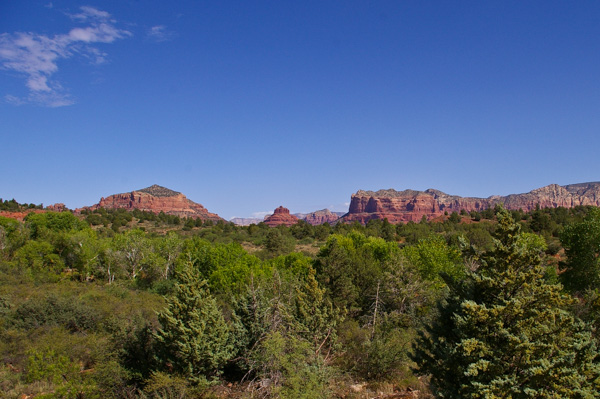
1;1;599;220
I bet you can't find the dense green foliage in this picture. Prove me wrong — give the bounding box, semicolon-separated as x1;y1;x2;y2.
0;205;598;398
413;208;600;398
154;265;234;382
560;208;600;293
0;198;42;211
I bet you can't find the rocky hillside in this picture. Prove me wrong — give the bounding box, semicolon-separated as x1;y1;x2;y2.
77;184;222;221
0;203;67;221
0;210;46;221
341;182;600;224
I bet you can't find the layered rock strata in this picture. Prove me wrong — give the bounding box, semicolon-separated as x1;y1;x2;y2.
341;182;600;224
78;184;222;221
264;206;299;227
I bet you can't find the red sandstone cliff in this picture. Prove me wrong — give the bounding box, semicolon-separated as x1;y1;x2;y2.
264;206;299;227
341;182;600;224
77;185;222;221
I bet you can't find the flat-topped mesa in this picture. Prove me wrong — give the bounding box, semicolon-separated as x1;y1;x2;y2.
342;182;600;224
77;185;222;221
264;206;299;227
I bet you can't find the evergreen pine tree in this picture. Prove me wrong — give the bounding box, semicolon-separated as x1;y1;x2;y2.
413;208;600;398
154;265;233;382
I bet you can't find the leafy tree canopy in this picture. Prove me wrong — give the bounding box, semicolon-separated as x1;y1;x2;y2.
401;234;465;286
560;207;600;293
25;211;88;239
178;237;267;294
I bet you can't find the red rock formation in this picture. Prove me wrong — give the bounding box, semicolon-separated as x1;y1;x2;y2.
264;206;299;227
77;184;222;221
0;204;68;222
300;209;342;225
47;203;67;212
0;209;46;221
341;182;600;224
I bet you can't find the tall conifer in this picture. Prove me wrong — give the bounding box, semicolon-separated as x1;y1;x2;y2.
413;208;600;398
154;265;233;382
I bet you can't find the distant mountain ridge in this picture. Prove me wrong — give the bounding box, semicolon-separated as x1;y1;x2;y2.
230;209;345;226
229;217;264;226
342;182;600;224
294;209;345;225
7;182;600;226
77;185;222;221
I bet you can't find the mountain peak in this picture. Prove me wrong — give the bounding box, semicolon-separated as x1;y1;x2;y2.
76;185;222;221
137;184;181;197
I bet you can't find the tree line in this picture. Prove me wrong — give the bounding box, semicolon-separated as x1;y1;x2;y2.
0;204;600;397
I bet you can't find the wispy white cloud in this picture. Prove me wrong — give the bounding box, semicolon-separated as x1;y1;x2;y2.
70;6;111;22
4;94;25;105
146;25;174;42
0;6;130;107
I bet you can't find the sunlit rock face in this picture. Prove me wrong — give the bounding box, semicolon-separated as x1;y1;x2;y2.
78;184;223;221
341;182;600;224
264;206;299;227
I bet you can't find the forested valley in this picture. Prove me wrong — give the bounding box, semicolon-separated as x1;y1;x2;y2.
1;202;600;398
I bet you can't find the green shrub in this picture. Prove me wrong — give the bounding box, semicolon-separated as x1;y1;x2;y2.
13;294;100;332
251;331;331;399
143;371;197;399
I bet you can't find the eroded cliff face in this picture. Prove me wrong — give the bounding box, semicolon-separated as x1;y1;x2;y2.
264;206;299;227
78;185;222;221
342;182;600;224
